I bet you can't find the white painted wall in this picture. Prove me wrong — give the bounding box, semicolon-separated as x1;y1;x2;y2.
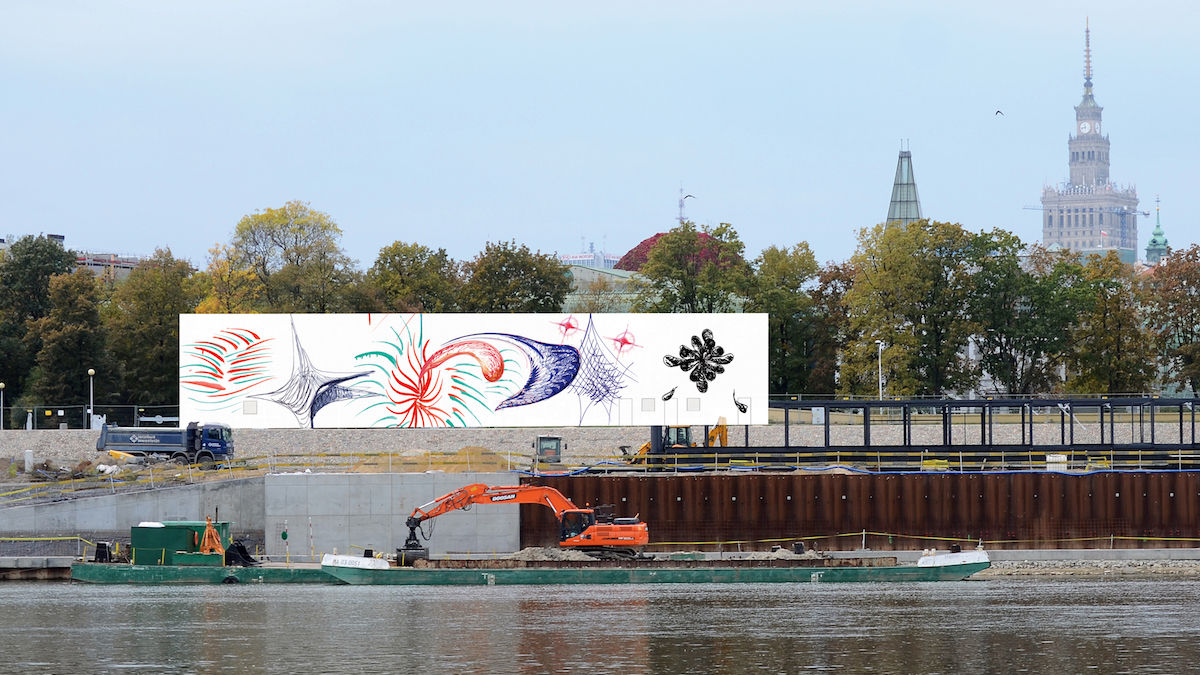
181;313;767;429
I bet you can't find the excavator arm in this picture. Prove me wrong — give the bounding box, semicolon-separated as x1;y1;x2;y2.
409;483;579;525
404;484;580;550
707;416;728;447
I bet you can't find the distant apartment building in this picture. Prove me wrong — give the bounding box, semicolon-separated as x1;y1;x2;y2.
0;233;142;278
559;241;621;270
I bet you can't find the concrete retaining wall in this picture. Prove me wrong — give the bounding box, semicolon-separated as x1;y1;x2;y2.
262;472;516;561
0;477;265;540
0;471;518;561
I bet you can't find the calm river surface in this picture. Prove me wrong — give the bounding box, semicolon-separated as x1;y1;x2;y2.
1;579;1196;674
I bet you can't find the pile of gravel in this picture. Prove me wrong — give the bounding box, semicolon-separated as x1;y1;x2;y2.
744;548;828;561
507;547;596;562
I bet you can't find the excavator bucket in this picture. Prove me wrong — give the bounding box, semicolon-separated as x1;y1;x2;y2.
396;547;429;566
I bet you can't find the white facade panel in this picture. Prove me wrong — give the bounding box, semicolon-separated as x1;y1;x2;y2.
180;313;767;428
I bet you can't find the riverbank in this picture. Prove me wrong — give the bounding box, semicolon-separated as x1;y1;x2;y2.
976;559;1200;577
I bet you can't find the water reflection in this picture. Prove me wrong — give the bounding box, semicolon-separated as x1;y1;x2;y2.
0;580;1196;673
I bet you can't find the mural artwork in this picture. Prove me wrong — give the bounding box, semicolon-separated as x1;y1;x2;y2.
180;313;767;428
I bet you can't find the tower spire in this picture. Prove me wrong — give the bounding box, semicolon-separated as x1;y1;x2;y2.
1084;18;1092;85
1146;195;1169;265
885;144;922;226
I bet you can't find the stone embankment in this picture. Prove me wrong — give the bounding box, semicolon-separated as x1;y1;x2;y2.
0;418;1194;469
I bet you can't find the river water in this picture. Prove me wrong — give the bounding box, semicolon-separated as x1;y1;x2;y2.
1;579;1196;674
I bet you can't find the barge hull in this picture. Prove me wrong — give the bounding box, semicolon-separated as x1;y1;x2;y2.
71;563;341;584
321;561;990;585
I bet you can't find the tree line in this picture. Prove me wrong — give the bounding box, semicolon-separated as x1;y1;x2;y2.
611;217;1198;399
0;201;570;420
1;202;1195;421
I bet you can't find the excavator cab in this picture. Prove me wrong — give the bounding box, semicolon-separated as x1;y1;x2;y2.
663;426;693;447
559;509;596;541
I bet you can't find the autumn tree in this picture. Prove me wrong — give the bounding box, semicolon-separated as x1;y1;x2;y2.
1067;252;1156;394
807;260;857;396
368;241;461;312
106;249;204;404
195;243;261;313
631;222;752;313
747;243;818;395
1145;245;1200;394
0;235;78;401
459;241;571;313
23;270;119;406
842;220;977;397
968;236;1091;395
231;201;360;312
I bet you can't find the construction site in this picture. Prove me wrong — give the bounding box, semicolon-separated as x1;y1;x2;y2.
0;397;1199;578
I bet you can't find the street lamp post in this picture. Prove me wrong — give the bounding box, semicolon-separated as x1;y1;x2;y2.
0;382;5;431
87;368;95;429
875;340;884;400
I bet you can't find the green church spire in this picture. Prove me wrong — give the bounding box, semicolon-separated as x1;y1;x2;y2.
1146;196;1169;265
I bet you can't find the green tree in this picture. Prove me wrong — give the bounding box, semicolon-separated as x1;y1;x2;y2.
969;235;1090;395
23;270;119;406
0;235;78;400
631;222;752;313
368;241;461;312
1067;252;1156;394
747;243;818;394
231;200;359;312
459;241;571;313
106;249;204;404
807;260;856;396
842;220;977;397
1145;245;1200;394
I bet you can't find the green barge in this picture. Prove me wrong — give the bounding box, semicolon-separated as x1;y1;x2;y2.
71;562;339;584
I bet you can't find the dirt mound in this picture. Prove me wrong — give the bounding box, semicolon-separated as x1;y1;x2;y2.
507;547;596;561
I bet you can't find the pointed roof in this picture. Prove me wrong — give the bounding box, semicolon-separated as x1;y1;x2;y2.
1146;197;1169;264
886;150;923;226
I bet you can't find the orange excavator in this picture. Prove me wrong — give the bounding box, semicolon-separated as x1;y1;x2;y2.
401;483;649;561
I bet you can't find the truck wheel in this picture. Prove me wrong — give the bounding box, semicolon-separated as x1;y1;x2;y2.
171;453;188;465
197;452;215;470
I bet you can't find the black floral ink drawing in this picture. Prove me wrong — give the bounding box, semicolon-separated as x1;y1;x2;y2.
663;329;734;393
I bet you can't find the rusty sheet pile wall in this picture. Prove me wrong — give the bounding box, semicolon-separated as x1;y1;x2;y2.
520;473;1200;550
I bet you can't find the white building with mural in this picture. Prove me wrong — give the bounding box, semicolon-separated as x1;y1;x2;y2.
180;313;766;429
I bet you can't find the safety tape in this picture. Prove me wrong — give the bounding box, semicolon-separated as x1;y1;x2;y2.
645;531;1200;547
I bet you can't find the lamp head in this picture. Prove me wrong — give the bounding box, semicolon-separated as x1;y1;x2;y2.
87;369;95;376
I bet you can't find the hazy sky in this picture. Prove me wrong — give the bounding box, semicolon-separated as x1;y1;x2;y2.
1;1;1193;270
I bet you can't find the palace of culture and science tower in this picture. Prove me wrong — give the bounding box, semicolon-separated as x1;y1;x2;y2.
1040;26;1141;264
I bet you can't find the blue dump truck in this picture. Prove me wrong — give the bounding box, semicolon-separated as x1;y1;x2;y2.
95;422;235;466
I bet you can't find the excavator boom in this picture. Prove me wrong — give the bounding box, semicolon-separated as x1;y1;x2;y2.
410;483;579;523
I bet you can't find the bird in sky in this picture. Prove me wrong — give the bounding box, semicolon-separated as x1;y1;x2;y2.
995;110;1004;116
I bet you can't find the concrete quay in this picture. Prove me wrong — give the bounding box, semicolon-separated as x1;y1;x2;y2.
0;557;74;580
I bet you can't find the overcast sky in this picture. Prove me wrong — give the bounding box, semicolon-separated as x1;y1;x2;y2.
0;1;1193;270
